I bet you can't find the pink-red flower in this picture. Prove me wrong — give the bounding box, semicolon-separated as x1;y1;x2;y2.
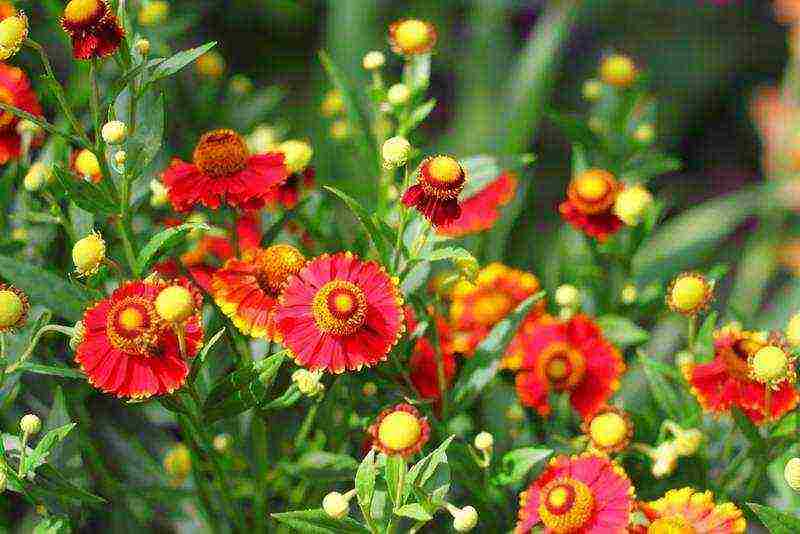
60;0;124;60
634;487;746;534
402;155;466;227
437;171;518;237
0;64;42;165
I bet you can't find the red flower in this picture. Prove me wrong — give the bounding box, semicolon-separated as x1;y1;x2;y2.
635;487;746;534
0;64;42;165
409;315;458;401
682;324;799;424
515;454;634;534
162;129;288;212
367;403;431;458
264;165;315;210
60;0;124;60
514;314;625;419
558;169;623;242
75;279;203;399
275;252;405;373
402;155;466;227
437;171;518;237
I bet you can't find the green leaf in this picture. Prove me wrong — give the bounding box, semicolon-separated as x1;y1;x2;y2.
148;42;218;83
694;311;718;362
620;151;682;184
0;254;89;321
271;510;370;534
639;352;683;421
53;166;117;216
34;464;106;506
116;89;166;178
324;186;391;264
596;315;649;348
188;327;225;383
355;449;377;514
68;202;93;241
406;436;454;498
22;423;76;475
136;223;210;276
385;454;407;507
732;408;765;449
394;503;432;521
33;516;72;534
451;292;545;407
547;110;598;149
286;452;359;483
398;99;436;137
17;363;84;380
493;447;553;486
748;503;800;533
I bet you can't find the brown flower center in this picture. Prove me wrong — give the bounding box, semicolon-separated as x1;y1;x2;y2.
193;129;249;178
250;244;306;296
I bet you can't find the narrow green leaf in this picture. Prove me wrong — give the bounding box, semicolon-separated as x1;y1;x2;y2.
17;363;84;380
620;151;682;184
493;447;553;486
136;223;210;275
324;186;391;264
639;352;683;421
355;449;377;514
271;509;370;534
385;454;407;507
406;436;455;497
748;503;800;534
22;424;76;475
286;452;359;483
53;166;117;216
596;315;649;348
188;327;225;383
398;98;436;137
148;42;218;83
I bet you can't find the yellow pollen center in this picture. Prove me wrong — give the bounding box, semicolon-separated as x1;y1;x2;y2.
428;156;462;183
0;289;23;328
589;412;628;448
64;0;103;25
575;174;609;201
333;293;355;314
539;343;586;390
546;358;569;380
193;129;249;178
751;345;789;382
648;516;696;534
253;244;306;295
548;487;570;508
118;307;144;330
538;478;595;534
378;411;422;452
394;20;431;52
312;280;368;336
75;149;101;177
107;297;161;354
670;276;708;312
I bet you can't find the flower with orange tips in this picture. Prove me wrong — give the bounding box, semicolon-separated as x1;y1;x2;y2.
275;252;405;373
212;244;306;341
402;155;466;227
162;129;288;212
0;64;42;165
60;0;125;60
637;487;746;534
682;324;799;424
437;171;518;238
559;169;623;242
71;148;102;183
514;314;625;419
75;279;204;399
367;403;431;458
388;19;437;57
515;453;634;534
581;405;633;454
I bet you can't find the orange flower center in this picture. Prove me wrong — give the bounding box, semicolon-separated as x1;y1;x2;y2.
420;155;465;200
538;477;595;533
312;280;367;336
193;129;249;178
538;342;586;390
252;244;306;295
568;169;618;215
0;86;15;130
107;297;162;354
63;0;105;27
648;515;696;534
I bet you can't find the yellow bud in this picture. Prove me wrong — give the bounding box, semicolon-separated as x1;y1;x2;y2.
378;411;422;451
582;79;603;101
473;431;494;452
329;119;350;140
362;50;386;70
391;19;436;56
0;288;24;330
134;38;151;55
785;457;800;491
322;491;351;520
163;444;191;481
362;382;378;397
20;414;41;435
278;140;313;173
667;273;711;315
650;441;678;478
23;162;51;192
291;369;324;397
150;179;168;207
588;411;628;449
114;150;127;166
452;506;478;532
102;120;127;145
382;136;412;168
139;1;169;26
613;185;653;226
155;285;195;323
74;149;101;179
196;51;225;79
555;284;581;308
247;125;279;154
0;13;28;60
600;54;637;87
387;83;410;106
213;433;232;453
621;283;637;305
72;231;106;277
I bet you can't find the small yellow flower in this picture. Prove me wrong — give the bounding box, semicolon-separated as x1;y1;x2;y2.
74;149;101;179
155;285;196;323
72;231;106;277
584;406;632;453
634;123;655;145
387;83;410;106
163;444;191;484
785;457;800;491
582;79;603;101
321;89;345;117
362;50;385;70
378;410;422;451
213;433;231;453
101;120;127;145
139;0;169;26
196;50;225;79
555;284;581;309
278;140;313;174
134;38;150;55
613;184;653;226
150;179;168;207
786;313;800;347
0;284;28;332
600;54;637;87
666;272;712;315
23;162;51;192
621;283;637;305
20;414;41;435
749;344;795;388
0;12;27;60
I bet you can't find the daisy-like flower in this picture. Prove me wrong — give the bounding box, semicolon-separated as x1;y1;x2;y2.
388;19;437;57
666;272;713;316
0;283;28;332
275;252;405;373
75;279;204;399
637;487;746;534
581;405;633;454
437;171;518;238
367;403;431;458
0;64;42;165
212;244;306;341
682;324;800;424
559;169;624;242
514;314;625;419
402;155;466;227
60;0;125;60
514;453;634;534
162;129;288;212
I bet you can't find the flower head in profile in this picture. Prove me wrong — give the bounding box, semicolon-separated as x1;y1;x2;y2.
637;487;746;534
162;129;288;212
437;171;518;238
559;169;623;242
0;64;42;164
275;252;405;373
212;244;307;341
682;324;799;424
71;148;102;183
60;0;125;60
402;155;466;227
367;403;431;458
0;283;28;332
514;314;625;419
388;19;437;57
515;453;634;534
75;279;204;399
0;11;28;60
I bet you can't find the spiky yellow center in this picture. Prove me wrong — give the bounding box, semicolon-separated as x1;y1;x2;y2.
750;345;789;383
428;156;462;183
0;289;23;328
193;129;249;178
107;297;161;354
648;516;696;534
670;276;709;313
589;412;628;449
253;244;306;295
72;233;106;276
393;19;433;54
378;411;422;452
155;286;195;323
575;173;609;202
538;477;594;534
312;280;367;336
63;0;104;25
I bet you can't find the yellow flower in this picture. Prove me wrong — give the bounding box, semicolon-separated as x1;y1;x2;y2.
74;149;101;179
473;431;494;452
322;490;354;519
378;411;422;451
320;89;345;117
163;444;191;483
72;231;106;277
23;162;51;192
101;120;127;145
291;368;325;397
666;273;712;315
20;414;41;435
278;140;313;174
139;1;169;26
584;407;632;454
134;38;150;55
600;54;637;87
0;284;28;332
155;285;196;323
389;19;437;56
0;12;28;60
196;50;225;79
555;284;581;308
451;505;478;532
613;184;653;226
785;457;800;491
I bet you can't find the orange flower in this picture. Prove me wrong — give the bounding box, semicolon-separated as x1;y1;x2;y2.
388;19;437;56
0;64;42;165
559;169;623;242
402;155;466;227
61;0;124;60
437;171;518;238
637;487;746;533
367;403;431;458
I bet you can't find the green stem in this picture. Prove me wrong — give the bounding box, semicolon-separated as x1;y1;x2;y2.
115;217;138;276
294;402;319;449
178;413;224;534
252;416;271;534
5;324;75;375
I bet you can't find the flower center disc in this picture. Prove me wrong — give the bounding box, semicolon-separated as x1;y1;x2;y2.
589;412;627;448
254;244;306;295
378;411;422;451
312;280;367;336
63;0;105;27
540;343;586;390
538;477;594;534
193;129;249;178
648;516;697;534
0;86;15;130
107;297;161;354
395;20;431;52
420;156;465;200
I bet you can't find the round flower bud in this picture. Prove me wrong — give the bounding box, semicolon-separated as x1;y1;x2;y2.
20;414;41;436
72;232;106;277
362;50;386;70
196;50;225;79
114;150;127;166
0;285;27;331
582;79;602;101
69;320;85;351
786;313;800;347
247;125;279;154
292;369;325;397
389;19;437;56
378;410;423;452
667;273;712;315
785;457;800;491
621;283;637;305
750;345;792;386
102;120;127;145
362;382;377;397
555;284;581;308
134;38;150;55
613;184;653;226
163;444;191;480
600;54;637;88
634;123;655;145
473;431;494;452
453;506;478;532
150;179;168;207
23;162;51;192
74;149;101;180
139;0;169;26
213;433;232;453
387;83;411;106
382;136;412;168
278;139;313;174
320;90;345;117
322;491;350;520
155;285;196;323
329;119;349;140
0;12;28;60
